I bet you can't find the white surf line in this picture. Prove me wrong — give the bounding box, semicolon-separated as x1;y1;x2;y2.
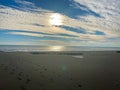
72;55;84;58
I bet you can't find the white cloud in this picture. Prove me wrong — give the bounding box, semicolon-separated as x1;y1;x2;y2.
0;6;82;36
8;32;44;37
7;31;79;39
14;0;34;6
73;0;120;38
0;0;120;46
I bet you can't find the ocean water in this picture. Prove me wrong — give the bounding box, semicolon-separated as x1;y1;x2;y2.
0;45;120;52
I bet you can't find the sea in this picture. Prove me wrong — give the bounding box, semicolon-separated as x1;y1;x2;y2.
0;45;120;52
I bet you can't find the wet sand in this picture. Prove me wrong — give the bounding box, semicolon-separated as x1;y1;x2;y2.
0;51;120;90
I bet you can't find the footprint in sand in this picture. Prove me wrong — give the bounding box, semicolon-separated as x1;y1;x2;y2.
40;71;43;74
25;78;31;84
78;84;82;87
4;66;8;70
41;74;45;78
17;77;22;80
50;78;54;82
20;86;26;90
115;80;120;87
38;65;41;67
9;71;15;75
18;72;23;76
70;78;73;81
44;68;47;71
12;69;15;72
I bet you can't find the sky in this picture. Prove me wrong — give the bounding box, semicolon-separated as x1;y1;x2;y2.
0;0;120;47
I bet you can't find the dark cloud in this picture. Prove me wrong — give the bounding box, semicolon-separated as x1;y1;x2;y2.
57;33;78;37
31;23;46;27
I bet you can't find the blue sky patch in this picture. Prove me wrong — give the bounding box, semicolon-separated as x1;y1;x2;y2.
0;0;101;18
59;25;87;34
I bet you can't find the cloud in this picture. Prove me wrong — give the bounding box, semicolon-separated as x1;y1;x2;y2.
7;31;78;40
8;32;44;37
0;0;120;46
73;0;120;37
0;5;82;36
30;23;45;27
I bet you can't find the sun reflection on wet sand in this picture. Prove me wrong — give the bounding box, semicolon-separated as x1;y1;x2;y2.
49;46;65;51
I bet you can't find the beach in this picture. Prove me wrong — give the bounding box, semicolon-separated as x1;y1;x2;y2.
0;51;120;90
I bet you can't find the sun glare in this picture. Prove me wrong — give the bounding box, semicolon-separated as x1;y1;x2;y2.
49;13;63;26
49;46;64;51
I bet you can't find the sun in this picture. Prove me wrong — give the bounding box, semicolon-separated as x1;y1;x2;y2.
49;13;63;26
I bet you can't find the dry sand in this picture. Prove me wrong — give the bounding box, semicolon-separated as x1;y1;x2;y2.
0;51;120;90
